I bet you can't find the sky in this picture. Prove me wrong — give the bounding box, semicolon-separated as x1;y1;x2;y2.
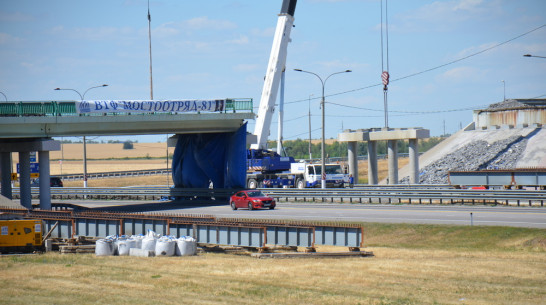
1;0;545;143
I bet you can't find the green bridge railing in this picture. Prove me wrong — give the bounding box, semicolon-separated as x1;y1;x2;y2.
0;98;253;116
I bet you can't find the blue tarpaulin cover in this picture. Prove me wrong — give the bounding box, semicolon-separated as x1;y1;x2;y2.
172;124;247;188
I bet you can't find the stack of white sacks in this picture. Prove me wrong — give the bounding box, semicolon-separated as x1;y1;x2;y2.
95;230;197;257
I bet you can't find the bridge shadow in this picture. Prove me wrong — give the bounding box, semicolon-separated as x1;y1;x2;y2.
63;198;229;214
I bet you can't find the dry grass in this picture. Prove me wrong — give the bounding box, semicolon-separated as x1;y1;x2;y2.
62;175;172;187
12;143;172;162
50;159;169;175
4;143;545;303
357;158;409;184
1;244;544;304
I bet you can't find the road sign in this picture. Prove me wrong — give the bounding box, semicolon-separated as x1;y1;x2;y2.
30;151;37;162
381;71;389;86
30;173;39;178
11;173;18;181
16;162;40;174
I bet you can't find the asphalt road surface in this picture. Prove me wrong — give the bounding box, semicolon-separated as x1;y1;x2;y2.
68;200;546;229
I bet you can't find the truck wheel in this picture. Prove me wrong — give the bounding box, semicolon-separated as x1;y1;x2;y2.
296;179;305;189
248;202;254;210
230;200;237;210
247;178;258;189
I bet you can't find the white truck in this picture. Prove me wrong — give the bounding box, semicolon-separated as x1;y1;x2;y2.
290;162;348;189
246;161;348;189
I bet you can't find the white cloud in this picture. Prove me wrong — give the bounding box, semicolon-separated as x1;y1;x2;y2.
394;0;502;32
184;16;237;30
250;27;275;38
0;32;22;45
49;25;137;41
316;59;369;72
0;12;34;22
227;35;249;45
234;64;259;72
454;42;498;58
437;66;486;82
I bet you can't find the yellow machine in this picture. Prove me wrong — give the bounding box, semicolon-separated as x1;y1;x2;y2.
0;219;42;252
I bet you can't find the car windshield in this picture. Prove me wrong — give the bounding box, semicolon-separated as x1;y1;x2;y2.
313;165;343;175
247;191;265;197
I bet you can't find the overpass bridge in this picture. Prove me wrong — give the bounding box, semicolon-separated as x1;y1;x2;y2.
0;99;254;210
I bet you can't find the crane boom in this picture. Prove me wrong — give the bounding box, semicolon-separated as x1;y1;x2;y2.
251;0;297;150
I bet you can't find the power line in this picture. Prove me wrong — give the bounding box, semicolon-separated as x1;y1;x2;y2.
326;101;490;114
286;24;546;106
285;127;322;140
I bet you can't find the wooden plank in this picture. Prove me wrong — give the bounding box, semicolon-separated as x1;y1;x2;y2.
251;251;374;259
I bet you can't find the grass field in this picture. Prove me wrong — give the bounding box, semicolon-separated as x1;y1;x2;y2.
4;144;546;303
1;224;544;305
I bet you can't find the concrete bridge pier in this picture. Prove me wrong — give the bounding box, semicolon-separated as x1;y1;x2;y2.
347;141;358;181
408;139;419;184
367;141;378;184
387;140;398;185
339;128;429;185
0;138;60;210
1;152;13;199
39;151;51;210
18;151;32;209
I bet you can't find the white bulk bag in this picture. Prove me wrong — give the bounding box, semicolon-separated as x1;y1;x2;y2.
95;239;115;256
176;236;197;256
117;239;137;256
141;230;158;251
155;237;176;256
131;235;144;249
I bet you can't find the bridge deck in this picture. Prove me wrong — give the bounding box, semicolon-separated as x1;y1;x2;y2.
0;99;254;138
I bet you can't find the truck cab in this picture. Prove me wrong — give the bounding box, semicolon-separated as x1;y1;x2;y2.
291;162;348;188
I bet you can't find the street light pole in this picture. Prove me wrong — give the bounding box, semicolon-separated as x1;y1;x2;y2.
54;84;108;188
294;69;351;189
523;54;546;59
0;91;7;102
308;94;313;161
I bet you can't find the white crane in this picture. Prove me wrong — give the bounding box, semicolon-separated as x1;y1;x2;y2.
250;0;297;150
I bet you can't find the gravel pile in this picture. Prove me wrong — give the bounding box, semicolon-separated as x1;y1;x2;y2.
485;99;525;110
400;135;529;184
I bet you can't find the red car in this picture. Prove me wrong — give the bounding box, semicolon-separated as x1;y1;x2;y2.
230;190;276;210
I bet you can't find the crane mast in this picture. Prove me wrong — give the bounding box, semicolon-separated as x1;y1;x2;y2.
250;0;297;150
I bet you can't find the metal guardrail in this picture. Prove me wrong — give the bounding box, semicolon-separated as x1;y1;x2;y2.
56;168;171;181
12;186;171;201
0;207;363;249
8;186;545;206
261;188;545;206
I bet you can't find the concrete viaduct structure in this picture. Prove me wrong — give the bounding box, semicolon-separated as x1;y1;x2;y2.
338;128;430;184
0;100;253;210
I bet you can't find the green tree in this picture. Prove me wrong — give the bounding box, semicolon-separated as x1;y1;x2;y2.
123;141;134;150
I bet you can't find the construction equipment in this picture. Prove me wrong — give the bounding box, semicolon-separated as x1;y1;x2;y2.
250;0;297;150
0;218;42;253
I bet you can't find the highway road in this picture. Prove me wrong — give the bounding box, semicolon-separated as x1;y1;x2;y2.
65;200;546;229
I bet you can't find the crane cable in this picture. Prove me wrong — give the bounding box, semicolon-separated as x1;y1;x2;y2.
381;0;390;127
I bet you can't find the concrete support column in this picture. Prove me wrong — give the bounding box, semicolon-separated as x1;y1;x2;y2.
387;140;398;184
38;151;51;210
409;139;419;184
367;141;378;185
0;152;12;199
18;151;32;209
347;141;358;182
